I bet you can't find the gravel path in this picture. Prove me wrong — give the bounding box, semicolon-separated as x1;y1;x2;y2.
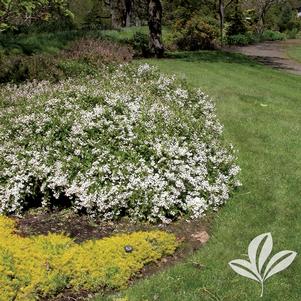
225;39;301;75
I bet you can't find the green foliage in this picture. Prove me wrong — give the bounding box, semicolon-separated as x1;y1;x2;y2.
0;31;82;55
227;33;254;46
162;0;216;25
226;7;248;36
0;0;73;32
82;0;111;30
286;28;300;39
68;0;94;27
270;1;301;33
130;32;151;57
57;59;98;77
173;15;219;51
277;2;295;31
0;54;64;83
227;30;286;46
163;0;300;45
261;30;286;41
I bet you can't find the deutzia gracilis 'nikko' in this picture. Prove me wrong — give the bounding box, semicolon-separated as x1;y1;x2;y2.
0;64;240;222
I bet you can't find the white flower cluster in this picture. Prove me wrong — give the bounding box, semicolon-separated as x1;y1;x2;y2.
0;64;240;222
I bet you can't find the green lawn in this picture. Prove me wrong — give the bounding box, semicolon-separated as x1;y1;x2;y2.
287;44;301;63
94;51;301;301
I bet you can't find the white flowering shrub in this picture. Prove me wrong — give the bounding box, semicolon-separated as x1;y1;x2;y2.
0;64;240;222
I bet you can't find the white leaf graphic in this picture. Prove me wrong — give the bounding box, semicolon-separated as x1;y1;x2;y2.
229;259;261;283
229;232;297;297
263;250;297;280
258;233;273;273
248;233;271;276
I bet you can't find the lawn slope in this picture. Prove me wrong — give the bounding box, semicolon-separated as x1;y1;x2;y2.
287;43;301;63
95;51;301;301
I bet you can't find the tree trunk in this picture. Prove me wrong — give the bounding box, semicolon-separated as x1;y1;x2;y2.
125;0;132;27
219;0;225;47
110;0;125;28
148;0;164;57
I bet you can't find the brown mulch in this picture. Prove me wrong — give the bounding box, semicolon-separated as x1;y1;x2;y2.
14;209;213;301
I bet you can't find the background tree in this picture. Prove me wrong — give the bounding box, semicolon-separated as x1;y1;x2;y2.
124;0;132;26
148;0;164;57
68;0;93;27
162;0;215;25
226;0;247;35
108;0;148;28
0;0;72;32
218;0;237;46
109;0;126;28
242;0;283;33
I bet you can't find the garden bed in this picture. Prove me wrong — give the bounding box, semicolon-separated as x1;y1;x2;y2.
0;63;240;300
15;209;211;301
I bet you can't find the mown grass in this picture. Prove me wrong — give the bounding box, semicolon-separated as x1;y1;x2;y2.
287;43;301;63
101;26;173;44
94;51;301;300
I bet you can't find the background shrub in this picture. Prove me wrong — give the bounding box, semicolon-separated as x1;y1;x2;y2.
286;28;300;39
227;30;286;46
0;39;133;83
129;32;152;57
227;33;252;46
0;54;67;83
226;32;260;46
226;8;248;36
65;38;133;63
173;15;219;50
261;30;286;41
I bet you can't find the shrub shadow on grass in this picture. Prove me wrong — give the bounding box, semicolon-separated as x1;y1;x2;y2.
165;50;260;67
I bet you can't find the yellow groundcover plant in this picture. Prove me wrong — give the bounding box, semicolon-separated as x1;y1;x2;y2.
0;216;177;301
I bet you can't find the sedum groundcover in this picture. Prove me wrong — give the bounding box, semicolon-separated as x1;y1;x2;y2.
0;215;177;301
